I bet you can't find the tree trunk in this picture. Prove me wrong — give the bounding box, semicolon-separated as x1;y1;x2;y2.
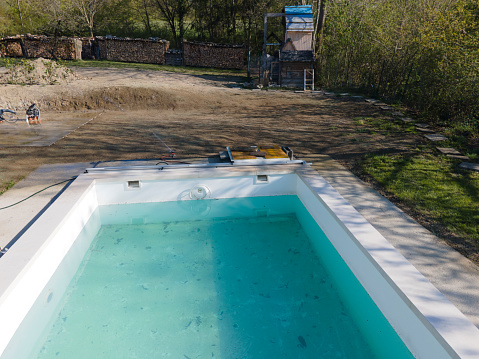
247;16;251;80
15;0;25;33
315;0;327;61
143;0;152;36
231;0;236;43
155;0;178;47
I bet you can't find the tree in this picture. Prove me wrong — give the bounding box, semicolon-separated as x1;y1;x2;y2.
70;0;110;37
6;0;28;33
135;0;154;36
154;0;193;47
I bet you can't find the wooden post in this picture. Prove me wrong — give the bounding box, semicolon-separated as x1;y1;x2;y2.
262;13;284;86
312;69;315;91
261;14;267;85
304;69;306;91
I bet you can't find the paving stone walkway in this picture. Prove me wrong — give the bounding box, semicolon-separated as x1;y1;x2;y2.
424;133;448;141
460;162;479;171
357;96;478;172
416;127;435;133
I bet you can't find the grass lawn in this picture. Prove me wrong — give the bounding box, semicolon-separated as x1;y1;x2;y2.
360;152;479;251
64;59;248;78
0;58;250;81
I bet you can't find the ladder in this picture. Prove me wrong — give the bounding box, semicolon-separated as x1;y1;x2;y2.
304;69;315;91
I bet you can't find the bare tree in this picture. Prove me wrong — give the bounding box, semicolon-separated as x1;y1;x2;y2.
135;0;154;36
6;0;26;32
70;0;109;37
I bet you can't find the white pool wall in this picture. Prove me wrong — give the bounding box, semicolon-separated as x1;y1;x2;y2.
0;176;99;357
296;169;479;358
1;163;479;359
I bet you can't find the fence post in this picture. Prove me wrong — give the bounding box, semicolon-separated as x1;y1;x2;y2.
304;69;306;91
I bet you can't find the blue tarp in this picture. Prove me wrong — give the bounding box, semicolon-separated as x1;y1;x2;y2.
284;5;313;15
285;5;314;31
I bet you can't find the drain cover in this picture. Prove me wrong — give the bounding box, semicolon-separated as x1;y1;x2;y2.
190;184;211;200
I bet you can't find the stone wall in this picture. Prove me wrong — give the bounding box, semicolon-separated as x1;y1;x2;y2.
0;35;82;60
183;41;246;70
94;37;169;64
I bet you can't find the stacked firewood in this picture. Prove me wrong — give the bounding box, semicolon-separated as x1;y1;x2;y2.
183;41;246;70
0;35;82;60
96;37;170;64
24;36;82;60
0;36;23;57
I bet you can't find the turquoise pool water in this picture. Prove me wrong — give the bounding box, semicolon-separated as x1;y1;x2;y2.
33;196;413;358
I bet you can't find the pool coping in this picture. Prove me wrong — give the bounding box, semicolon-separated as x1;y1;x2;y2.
1;158;479;358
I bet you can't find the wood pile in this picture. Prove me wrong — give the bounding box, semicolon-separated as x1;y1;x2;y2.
95;37;169;64
0;35;82;60
0;36;23;57
183;41;246;70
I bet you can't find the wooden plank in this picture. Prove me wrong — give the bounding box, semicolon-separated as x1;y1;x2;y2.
284;32;313;51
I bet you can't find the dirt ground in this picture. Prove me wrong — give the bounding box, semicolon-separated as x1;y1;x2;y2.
0;66;424;186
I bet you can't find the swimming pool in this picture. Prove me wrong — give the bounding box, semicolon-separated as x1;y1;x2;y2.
1;163;479;358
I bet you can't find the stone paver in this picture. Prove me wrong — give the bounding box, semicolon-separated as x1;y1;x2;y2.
416;123;429;128
416;127;435;133
380;106;394;110
401;117;415;123
425;133;448;141
460;162;479;171
448;155;470;160
437;147;461;155
392;111;404;116
365;99;378;103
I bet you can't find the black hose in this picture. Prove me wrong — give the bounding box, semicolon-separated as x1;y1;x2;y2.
0;177;76;211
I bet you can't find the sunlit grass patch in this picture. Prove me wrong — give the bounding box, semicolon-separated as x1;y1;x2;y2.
353;116;415;133
360;153;479;246
0;179;18;196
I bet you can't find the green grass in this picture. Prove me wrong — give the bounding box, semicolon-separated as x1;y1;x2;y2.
0;58;249;80
352;116;417;137
360;153;479;247
64;59;248;78
0;179;18;196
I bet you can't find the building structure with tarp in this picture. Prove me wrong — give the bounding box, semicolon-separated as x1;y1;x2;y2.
262;5;315;89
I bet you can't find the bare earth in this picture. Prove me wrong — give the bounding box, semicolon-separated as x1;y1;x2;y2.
0;66;424;182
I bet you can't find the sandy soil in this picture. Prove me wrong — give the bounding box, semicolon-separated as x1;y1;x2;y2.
1;66;423;177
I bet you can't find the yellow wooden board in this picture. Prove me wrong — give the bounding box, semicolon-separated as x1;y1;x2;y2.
230;145;288;160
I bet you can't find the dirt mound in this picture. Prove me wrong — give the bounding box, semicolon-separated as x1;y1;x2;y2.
41;86;178;111
0;58;79;85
